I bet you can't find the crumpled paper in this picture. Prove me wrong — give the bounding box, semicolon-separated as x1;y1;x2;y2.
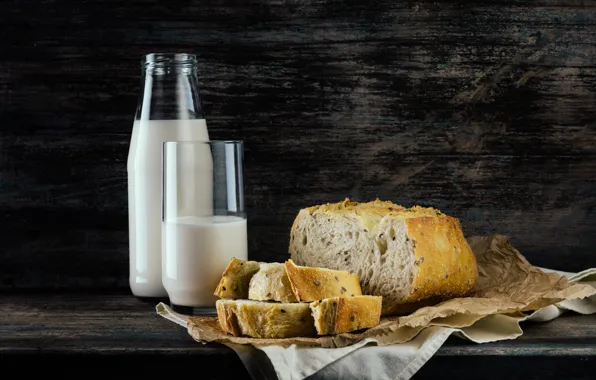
185;234;596;348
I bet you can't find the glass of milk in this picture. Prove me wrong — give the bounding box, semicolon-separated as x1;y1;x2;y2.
162;140;247;315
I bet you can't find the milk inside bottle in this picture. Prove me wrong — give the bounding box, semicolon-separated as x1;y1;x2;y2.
127;53;210;299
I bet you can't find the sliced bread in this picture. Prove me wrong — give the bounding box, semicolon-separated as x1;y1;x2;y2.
310;295;382;335
213;258;261;299
215;299;316;338
216;296;383;338
289;198;479;315
216;257;364;303
284;259;363;302
248;262;298;303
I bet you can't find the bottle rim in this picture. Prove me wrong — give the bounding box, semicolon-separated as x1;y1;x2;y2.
142;53;197;67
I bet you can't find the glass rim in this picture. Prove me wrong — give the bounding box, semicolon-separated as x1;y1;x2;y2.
163;140;243;146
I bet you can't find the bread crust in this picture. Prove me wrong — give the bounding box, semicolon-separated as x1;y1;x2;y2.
310;296;382;335
215;299;316;338
285;259;363;302
216;299;242;336
213;258;261;299
399;215;478;308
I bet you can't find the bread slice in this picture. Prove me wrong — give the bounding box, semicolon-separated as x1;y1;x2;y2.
213;258;261;299
289;198;479;316
284;259;363;302
216;299;316;338
248;262;298;302
310;295;382;335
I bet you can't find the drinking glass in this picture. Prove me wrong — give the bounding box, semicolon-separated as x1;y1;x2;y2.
162;140;246;315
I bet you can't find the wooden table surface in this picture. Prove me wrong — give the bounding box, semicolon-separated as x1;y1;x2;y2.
1;293;595;379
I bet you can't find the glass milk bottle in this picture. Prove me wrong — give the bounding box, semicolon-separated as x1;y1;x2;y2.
127;53;210;300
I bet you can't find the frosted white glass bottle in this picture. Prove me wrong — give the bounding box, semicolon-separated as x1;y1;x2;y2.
127;53;210;300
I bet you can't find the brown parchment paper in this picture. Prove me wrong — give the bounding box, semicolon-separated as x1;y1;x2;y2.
187;234;596;348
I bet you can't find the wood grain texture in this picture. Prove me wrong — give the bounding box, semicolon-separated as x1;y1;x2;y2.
0;294;595;379
0;0;595;289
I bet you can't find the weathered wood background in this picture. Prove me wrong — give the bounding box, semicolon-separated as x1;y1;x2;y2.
1;0;595;290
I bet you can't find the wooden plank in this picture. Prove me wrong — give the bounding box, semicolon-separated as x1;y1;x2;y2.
1;294;595;355
1;355;594;380
416;356;596;380
0;294;595;380
2;155;595;289
2;1;595;156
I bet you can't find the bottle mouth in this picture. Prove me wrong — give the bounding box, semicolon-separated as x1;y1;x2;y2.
142;53;196;67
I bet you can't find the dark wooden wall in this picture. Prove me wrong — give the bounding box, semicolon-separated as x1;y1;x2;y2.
1;0;595;291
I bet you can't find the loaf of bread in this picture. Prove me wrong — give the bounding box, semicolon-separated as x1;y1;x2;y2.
289;199;478;315
248;262;298;302
213;258;261;299
216;299;316;338
310;295;382;335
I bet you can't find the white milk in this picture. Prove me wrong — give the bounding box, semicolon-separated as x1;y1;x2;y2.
162;215;248;306
127;119;209;298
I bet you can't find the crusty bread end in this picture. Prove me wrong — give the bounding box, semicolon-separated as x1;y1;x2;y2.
213;258;261;299
310;295;382;335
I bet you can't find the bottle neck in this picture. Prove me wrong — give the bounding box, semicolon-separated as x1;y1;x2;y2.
135;53;204;121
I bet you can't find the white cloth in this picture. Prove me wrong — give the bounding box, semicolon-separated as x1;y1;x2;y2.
156;267;596;380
